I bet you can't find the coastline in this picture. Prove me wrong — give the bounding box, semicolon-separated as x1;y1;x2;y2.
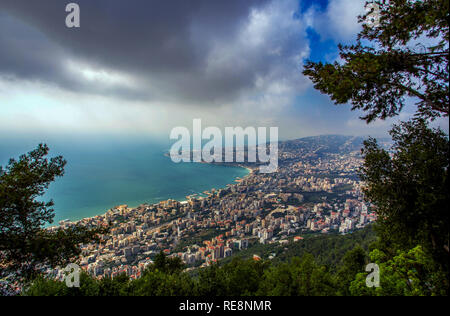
52;163;252;226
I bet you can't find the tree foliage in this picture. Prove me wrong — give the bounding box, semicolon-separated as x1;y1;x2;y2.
360;120;449;275
23;251;349;296
0;144;104;281
303;0;449;296
303;0;449;122
334;246;368;296
350;246;448;296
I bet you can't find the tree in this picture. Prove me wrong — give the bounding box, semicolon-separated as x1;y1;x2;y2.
335;246;368;296
151;251;185;274
350;246;448;296
303;0;449;122
0;144;104;283
302;0;449;295
219;258;268;296
360;120;449;276
258;255;336;296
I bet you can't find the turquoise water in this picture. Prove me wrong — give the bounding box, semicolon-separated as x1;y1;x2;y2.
0;136;248;224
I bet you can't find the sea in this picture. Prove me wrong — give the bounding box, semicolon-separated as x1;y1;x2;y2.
0;135;249;225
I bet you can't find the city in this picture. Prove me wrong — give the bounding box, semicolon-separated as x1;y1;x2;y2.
50;136;377;280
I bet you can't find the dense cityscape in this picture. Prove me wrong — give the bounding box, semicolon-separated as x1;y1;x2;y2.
48;136;376;281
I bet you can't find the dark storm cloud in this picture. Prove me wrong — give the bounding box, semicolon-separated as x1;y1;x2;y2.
0;0;307;103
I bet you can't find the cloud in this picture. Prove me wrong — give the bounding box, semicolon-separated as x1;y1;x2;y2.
0;0;310;108
5;0;440;140
305;0;365;43
207;0;312;117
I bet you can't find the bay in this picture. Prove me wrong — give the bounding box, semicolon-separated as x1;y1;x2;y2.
0;136;249;225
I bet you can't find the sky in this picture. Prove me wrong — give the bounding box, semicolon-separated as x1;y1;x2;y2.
0;0;448;141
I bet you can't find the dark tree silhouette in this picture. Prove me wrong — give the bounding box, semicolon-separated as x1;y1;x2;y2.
0;144;105;282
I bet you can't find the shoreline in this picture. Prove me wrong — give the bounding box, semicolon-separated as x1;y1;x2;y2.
53;163;252;227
